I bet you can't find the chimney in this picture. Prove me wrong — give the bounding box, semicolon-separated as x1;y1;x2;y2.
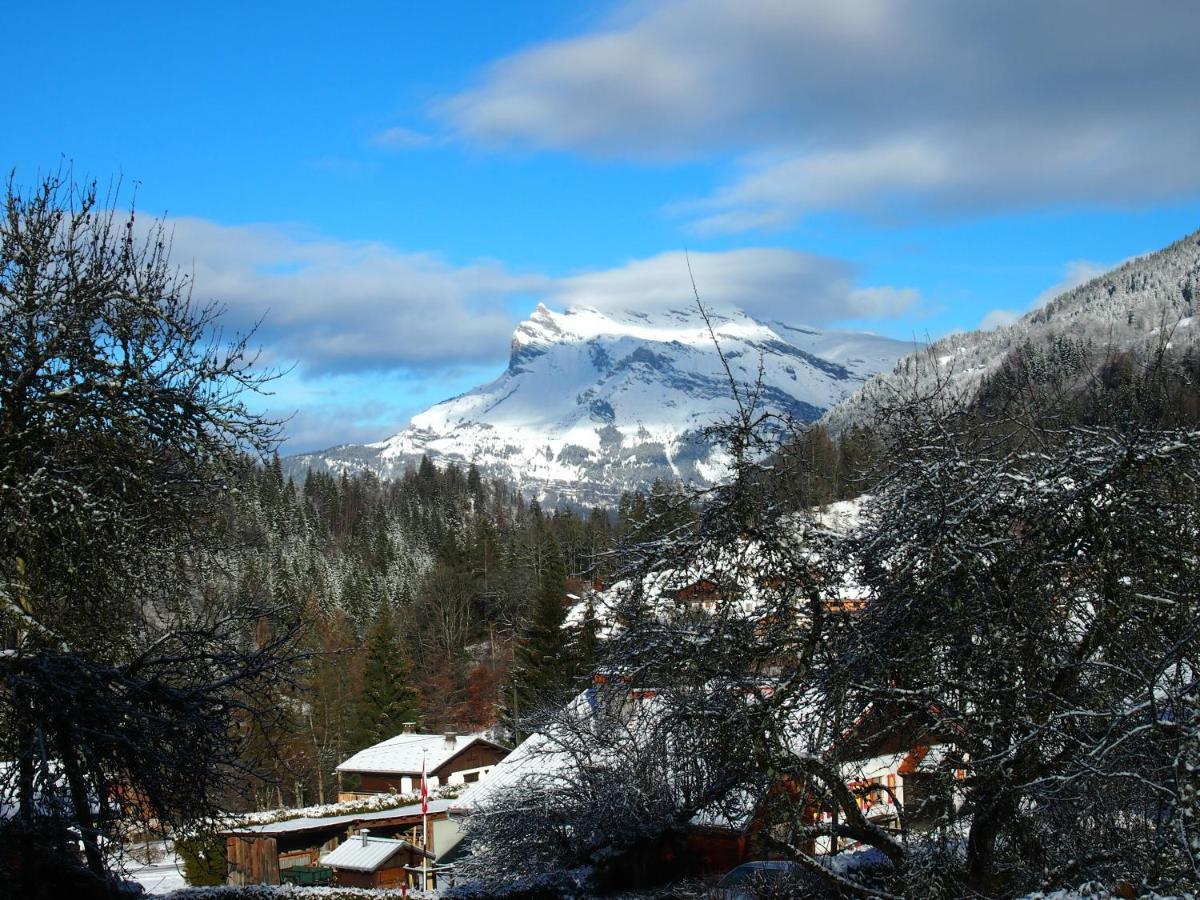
402;722;416;734
360;828;370;847
443;729;457;748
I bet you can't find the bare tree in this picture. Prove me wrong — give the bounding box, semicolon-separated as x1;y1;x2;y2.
0;170;301;895
460;312;1200;897
800;343;1200;897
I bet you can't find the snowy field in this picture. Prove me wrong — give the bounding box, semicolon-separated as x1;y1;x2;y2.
122;842;190;895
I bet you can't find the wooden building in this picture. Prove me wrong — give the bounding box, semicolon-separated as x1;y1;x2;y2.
336;728;509;801
222;797;461;886
320;831;434;890
675;579;723;614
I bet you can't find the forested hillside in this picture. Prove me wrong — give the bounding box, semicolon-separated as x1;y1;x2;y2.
238;310;1200;811
224;455;693;809
824;229;1200;434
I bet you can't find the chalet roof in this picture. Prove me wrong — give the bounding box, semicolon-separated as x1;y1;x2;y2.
320;835;433;872
451;691;760;833
450;731;569;815
452;688;666;814
335;732;500;776
223;798;454;836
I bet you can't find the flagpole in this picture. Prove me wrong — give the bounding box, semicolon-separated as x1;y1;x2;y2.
421;749;429;892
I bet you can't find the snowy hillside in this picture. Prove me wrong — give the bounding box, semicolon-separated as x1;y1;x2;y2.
824;229;1200;431
286;304;916;504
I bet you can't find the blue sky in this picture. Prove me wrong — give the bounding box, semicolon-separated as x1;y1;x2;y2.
7;1;1200;451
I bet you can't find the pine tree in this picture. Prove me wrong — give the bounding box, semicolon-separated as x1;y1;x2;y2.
574;594;599;678
500;526;573;742
353;604;422;750
302;606;363;806
467;462;484;501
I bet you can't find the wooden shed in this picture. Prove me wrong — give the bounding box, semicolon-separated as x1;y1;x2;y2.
225;835;281;886
320;831;434;890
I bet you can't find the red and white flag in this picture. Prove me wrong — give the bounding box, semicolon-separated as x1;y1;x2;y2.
421;757;428;815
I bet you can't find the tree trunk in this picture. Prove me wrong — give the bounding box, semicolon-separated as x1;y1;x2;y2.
57;727;106;877
966;794;1012;896
16;734;35;824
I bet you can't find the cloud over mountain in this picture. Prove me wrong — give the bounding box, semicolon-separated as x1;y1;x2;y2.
167;219;919;378
166;217;548;374
549;249;918;323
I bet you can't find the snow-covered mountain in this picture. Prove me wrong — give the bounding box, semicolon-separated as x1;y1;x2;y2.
823;228;1200;431
286;304;917;505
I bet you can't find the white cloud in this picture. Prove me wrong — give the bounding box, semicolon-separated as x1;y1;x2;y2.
271;399;410;451
370;126;437;150
1030;260;1113;309
166;217;550;374
548;248;918;324
167;220;920;379
155;218;921;449
441;0;1200;230
979;309;1021;331
681;138;957;234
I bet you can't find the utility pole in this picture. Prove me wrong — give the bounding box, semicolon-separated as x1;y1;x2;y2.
421;749;429;891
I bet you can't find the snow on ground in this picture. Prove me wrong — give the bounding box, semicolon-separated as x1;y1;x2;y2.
122;842;190;896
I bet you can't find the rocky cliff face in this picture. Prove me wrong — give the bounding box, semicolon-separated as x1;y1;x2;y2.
286;303;918;505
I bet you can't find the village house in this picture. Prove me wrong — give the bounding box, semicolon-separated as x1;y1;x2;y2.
222;730;510;885
674;577;723;614
335;727;509;801
807;703;966;852
222;796;461;886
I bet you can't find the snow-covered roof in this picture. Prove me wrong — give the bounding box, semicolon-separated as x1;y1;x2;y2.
218;783;464;832
320;834;432;871
450;732;568;815
451;690;610;814
226;798;455;836
451;687;680;815
336;732;497;775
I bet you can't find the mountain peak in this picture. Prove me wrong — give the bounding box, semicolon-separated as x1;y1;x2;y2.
286;230;1200;504
290;303;917;505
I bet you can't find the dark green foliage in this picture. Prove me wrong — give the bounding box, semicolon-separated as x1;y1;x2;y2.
352;605;422;750
223;451;629;805
575;594;600;678
769;336;1200;514
500;524;577;741
616;478;697;545
770;422;886;510
177;834;227;886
